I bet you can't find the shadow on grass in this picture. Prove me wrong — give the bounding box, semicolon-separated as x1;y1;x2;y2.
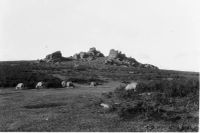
23;102;65;109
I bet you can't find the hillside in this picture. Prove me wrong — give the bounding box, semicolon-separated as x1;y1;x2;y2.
0;58;198;88
0;48;199;132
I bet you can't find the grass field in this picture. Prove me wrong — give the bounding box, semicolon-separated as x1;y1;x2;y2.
1;81;198;132
0;82;124;132
0;61;199;131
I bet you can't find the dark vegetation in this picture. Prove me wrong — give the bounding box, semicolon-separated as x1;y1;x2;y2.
135;79;199;97
1;60;198;88
0;62;62;88
101;78;199;132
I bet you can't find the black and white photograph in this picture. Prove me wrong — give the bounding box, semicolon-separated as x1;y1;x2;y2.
0;0;199;132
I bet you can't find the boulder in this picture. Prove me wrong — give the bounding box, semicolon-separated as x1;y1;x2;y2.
105;49;139;67
72;47;104;60
108;49;119;59
105;49;159;69
73;54;80;60
46;51;62;60
143;64;158;69
108;49;126;60
87;47;104;58
79;52;88;59
89;47;97;53
45;51;63;62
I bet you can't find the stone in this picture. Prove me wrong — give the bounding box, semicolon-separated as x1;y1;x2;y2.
73;54;80;60
79;52;88;59
73;47;104;60
44;51;63;63
46;51;62;60
108;49;126;60
143;64;158;69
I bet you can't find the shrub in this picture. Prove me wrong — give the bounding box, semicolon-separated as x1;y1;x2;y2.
108;79;199;119
115;93;174;120
44;78;62;88
117;101;144;118
136;79;199;97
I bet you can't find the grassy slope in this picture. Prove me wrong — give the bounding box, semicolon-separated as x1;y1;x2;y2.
0;82;180;132
0;60;199;131
0;82;122;132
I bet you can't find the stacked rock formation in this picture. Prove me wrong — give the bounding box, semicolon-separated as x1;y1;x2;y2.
42;47;158;69
44;51;63;63
108;49;126;60
142;64;158;69
72;47;104;61
105;49;140;67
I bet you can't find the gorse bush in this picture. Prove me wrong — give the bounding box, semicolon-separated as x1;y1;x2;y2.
43;77;62;88
106;78;199;120
116;101;144;118
136;79;199;97
115;93;169;119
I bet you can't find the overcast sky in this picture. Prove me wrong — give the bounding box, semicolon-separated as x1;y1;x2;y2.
0;0;200;72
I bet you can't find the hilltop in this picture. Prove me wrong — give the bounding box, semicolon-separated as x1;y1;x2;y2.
40;47;158;69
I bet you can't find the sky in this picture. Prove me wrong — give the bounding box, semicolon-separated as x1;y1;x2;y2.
0;0;200;72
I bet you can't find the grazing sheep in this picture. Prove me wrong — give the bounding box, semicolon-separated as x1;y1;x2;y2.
90;81;97;87
61;81;67;88
125;82;138;91
100;103;110;109
16;83;24;90
66;81;74;88
36;81;45;89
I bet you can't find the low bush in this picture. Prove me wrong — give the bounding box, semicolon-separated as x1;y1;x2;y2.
136;79;199;97
116;101;144;118
103;78;199;120
43;78;62;88
115;92;171;119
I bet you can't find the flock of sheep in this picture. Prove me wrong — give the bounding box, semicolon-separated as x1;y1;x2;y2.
15;81;98;90
15;81;137;92
15;81;138;110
